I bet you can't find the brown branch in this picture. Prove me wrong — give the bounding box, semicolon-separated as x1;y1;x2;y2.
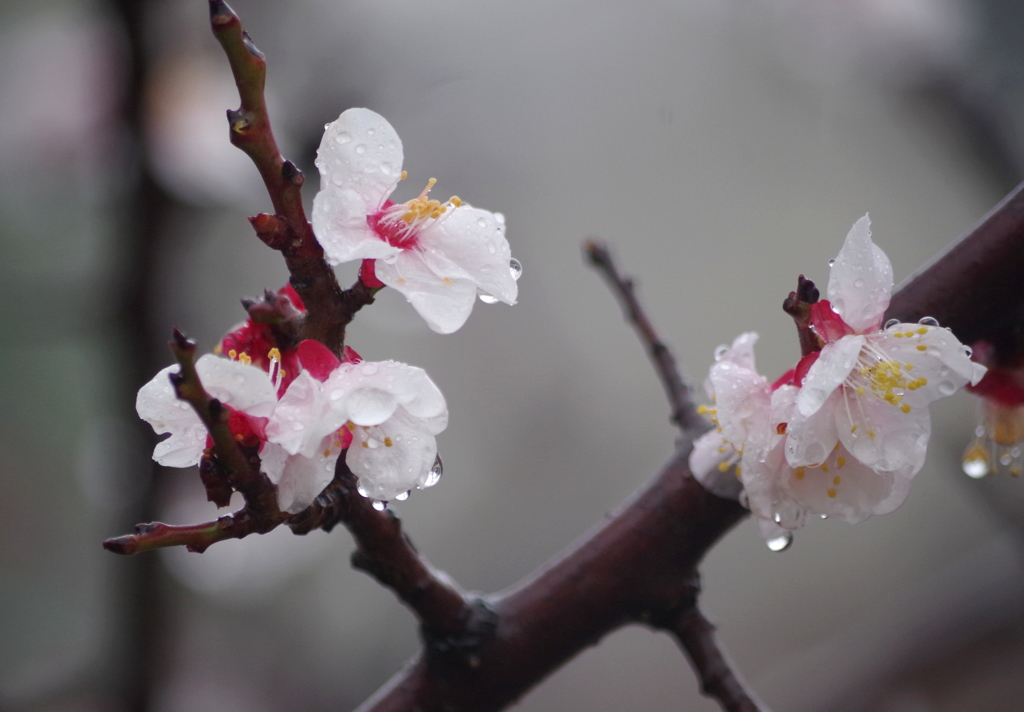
782;274;822;357
209;0;373;354
667;599;766;712
289;460;471;636
584;239;706;433
887;179;1024;364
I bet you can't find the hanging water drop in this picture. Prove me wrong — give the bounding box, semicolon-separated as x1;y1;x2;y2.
884;318;900;330
395;491;410;501
828;259;835;267
714;345;729;361
357;483;370;497
372;500;387;511
963;346;973;358
918;316;940;327
509;258;523;281
422;454;443;488
962;440;990;478
766;532;793;552
479;294;499;304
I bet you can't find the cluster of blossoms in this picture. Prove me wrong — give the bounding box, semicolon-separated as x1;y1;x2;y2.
137;109;519;513
690;216;987;546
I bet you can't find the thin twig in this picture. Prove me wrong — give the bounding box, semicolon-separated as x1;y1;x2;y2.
584;239;705;433
209;0;374;354
666;593;767;712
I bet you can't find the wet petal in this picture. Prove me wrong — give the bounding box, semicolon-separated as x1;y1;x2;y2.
346;411;437;500
374;252;478;333
784;445;894;524
827;215;893;333
796;335;865;417
421;206;517;305
195;354;278;417
786;389;841;467
314;108;403;216
689;431;743;500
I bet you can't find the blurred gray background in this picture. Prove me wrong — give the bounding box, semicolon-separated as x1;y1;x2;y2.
3;0;1024;710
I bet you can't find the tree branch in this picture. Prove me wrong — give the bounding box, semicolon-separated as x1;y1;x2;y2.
209;0;373;354
584;239;705;433
887;179;1024;364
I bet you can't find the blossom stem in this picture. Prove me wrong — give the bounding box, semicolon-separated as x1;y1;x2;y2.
168;330;282;515
782;274;821;357
210;1;365;354
584;239;706;433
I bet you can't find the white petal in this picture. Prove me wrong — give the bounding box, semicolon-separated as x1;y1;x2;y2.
708;360;771;454
796;336;865;417
314;108;403;215
786;390;841;467
265;371;345;458
870;327;981;406
151;424;207;468
312;187;400;265
827;215;893;333
784;446;894;524
720;332;759;372
374;252;478;333
136;364;205;467
195;355;278;417
262;440;340;514
743;444;806;530
836;391;931;474
347;411;437;501
421;206;518;305
688;431;743;500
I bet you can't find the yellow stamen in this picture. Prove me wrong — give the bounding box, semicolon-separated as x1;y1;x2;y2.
917;345;927;351
239;353;252;365
795;467;806;480
901;403;912;413
868;430;876;439
213;344;223;354
268;347;281;362
917;327;928;335
833;476;841;485
384;437;393;447
718;461;730;472
361;441;369;448
827;488;837;498
822;464;830;473
836;456;846;468
400;170;408;180
228;349;238;360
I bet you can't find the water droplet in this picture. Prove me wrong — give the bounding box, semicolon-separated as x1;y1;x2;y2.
367;128;376;136
355;144;366;155
292;422;305;431
330;389;346;401
820;514;828;519
331;173;346;186
357;484;369;497
738;491;749;509
918;316;940;327
361;362;379;375
962;441;989;478
828;259;835;267
853;277;865;288
714;345;729;361
964;346;973;358
1000;451;1014;467
476;217;488;228
234;374;246;383
372;500;387;511
335;132;352;144
494;212;506;224
380;161;392;175
766;532;793;552
509;258;523;281
938;381;957;396
975;426;986;438
479;294;499;304
422;454;443;488
395;491;410;501
884;319;900;330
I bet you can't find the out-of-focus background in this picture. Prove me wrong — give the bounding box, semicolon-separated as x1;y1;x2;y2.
3;0;1024;710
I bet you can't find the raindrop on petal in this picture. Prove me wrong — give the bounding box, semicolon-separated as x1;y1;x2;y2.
478;294;499;304
766;532;793;552
355;144;366;155
828;259;835;267
884;319;900;330
509;258;523;281
422;454;443;488
714;345;729;361
357;483;369;497
918;316;940;327
335;132;352;145
395;491;410;501
372;500;387;511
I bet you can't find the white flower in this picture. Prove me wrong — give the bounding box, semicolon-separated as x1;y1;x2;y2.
785;215;987;477
690;333;916;541
136;354;278;468
266;346;448;505
311;108;518;334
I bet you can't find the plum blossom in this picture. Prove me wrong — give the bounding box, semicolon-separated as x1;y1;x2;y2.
690;216;986;543
266;340;448;506
785;215;986;478
690;333;917;542
136;354;278;468
311;107;518;334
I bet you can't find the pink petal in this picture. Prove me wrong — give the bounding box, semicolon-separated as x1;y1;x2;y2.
298;340;342;382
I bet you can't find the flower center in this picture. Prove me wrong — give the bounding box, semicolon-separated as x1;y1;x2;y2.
845;340;927;414
370;174;462;248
